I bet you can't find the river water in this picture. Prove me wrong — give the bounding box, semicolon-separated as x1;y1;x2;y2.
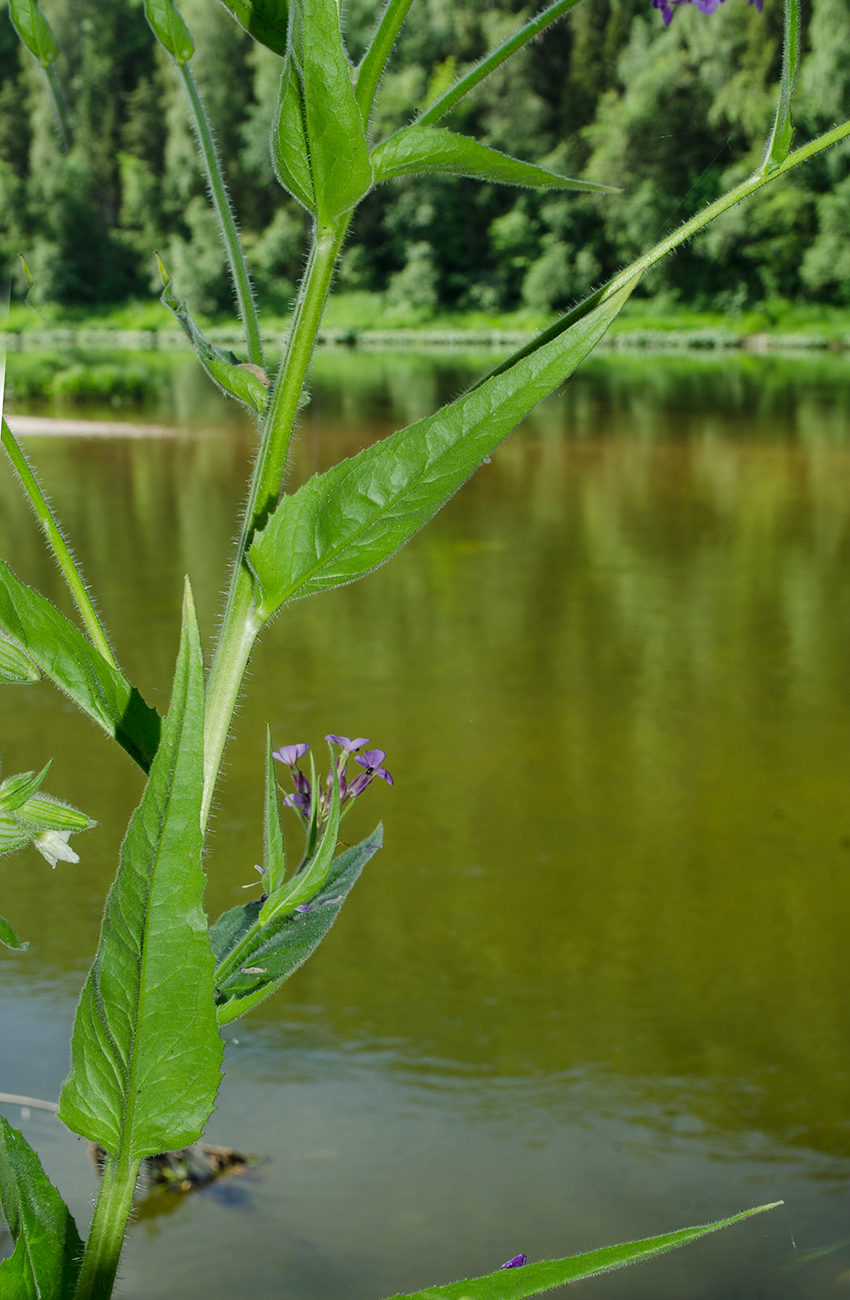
1;348;849;1299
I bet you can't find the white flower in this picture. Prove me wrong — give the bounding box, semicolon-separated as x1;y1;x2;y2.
32;829;80;869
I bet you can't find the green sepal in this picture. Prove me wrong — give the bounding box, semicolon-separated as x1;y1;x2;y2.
0;637;40;684
247;284;633;619
215;0;288;55
144;0;194;65
16;797;96;833
8;0;58;67
211;825;382;1024
372;125;618;193
0;1116;83;1298
384;1203;782;1300
0;560;160;771
263;726;286;895
0;763;50;814
0;914;29;950
58;581;223;1159
157;256;268;412
272;56;317;214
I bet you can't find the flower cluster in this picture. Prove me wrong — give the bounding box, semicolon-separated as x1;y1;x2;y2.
272;734;393;827
652;0;761;26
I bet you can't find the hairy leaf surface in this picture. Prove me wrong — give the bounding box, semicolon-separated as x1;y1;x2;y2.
0;637;40;684
58;584;222;1159
372;126;617;193
383;1204;781;1300
0;561;160;770
249;285;632;618
0;1116;82;1299
212;826;382;1024
273;56;316;213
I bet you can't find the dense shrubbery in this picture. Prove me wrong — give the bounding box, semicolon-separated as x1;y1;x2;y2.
1;0;849;316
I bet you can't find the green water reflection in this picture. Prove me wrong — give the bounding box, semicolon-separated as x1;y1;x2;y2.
1;349;849;1298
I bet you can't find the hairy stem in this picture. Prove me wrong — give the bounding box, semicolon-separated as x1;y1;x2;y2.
202;220;349;823
179;63;264;368
72;1155;141;1300
417;0;583;128
1;418;118;668
355;0;416;124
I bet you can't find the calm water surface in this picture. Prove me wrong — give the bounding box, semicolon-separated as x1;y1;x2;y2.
1;349;849;1299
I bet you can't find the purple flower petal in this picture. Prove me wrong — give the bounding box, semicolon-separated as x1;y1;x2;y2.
294;903;312;914
355;748;386;768
326;734;369;752
283;792;310;811
273;743;310;766
500;1255;527;1270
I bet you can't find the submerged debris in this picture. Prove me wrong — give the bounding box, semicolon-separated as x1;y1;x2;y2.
90;1141;255;1193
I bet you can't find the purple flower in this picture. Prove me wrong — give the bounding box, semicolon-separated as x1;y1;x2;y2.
295;903;312;914
273;743;310;767
326;734;369;752
500;1255;527;1270
652;0;759;24
354;749;394;785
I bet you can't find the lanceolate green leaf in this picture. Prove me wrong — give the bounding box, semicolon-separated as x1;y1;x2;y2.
216;0;288;55
248;284;633;618
59;583;223;1159
372;125;617;193
158;258;267;412
383;1203;781;1300
212;826;382;1024
273;56;317;213
290;0;372;225
0;914;29;950
8;0;58;66
0;1116;83;1299
0;560;160;771
144;0;194;65
0;636;40;684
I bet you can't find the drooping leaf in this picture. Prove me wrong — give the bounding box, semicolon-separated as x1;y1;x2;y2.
248;284;633;619
8;0;58;66
0;637;40;684
157;257;267;412
272;55;316;213
372;126;617;193
212;825;382;1024
383;1203;782;1300
144;0;194;64
0;560;160;771
0;1116;83;1299
0;914;29;950
289;0;372;225
216;0;288;55
59;582;223;1159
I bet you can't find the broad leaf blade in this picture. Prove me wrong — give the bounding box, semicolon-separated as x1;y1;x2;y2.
249;285;633;617
144;0;194;64
9;0;58;66
158;258;267;411
372;126;616;193
385;1203;781;1300
272;56;317;213
0;560;160;771
0;914;29;950
216;0;288;55
59;583;223;1159
0;1116;82;1299
293;0;372;224
212;826;382;1024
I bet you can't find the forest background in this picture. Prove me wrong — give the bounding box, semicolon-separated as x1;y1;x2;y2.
1;0;850;327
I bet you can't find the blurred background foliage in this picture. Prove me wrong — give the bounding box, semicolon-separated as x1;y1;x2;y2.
1;0;850;319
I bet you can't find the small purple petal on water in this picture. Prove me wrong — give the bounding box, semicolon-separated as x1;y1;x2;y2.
273;743;310;766
500;1255;527;1270
295;903;312;913
326;734;369;751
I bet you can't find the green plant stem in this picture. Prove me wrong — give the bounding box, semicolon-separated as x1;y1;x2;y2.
417;0;583;128
1;417;118;669
179;63;264;369
43;64;71;152
355;0;416;124
202;220;349;823
72;1155;141;1300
